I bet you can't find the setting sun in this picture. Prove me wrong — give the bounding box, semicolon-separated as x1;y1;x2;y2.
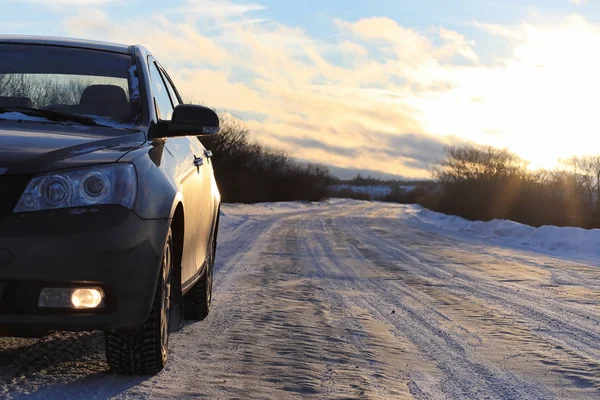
402;15;600;172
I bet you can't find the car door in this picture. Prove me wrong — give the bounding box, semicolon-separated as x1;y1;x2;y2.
149;59;202;284
156;64;214;273
198;145;217;253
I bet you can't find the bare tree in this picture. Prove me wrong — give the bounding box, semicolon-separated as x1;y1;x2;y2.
433;145;528;183
0;73;123;109
563;155;600;210
427;144;593;227
197;112;332;203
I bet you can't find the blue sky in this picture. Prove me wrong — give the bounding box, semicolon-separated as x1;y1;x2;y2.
1;0;599;178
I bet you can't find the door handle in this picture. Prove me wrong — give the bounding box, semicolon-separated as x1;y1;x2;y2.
193;157;204;167
204;149;213;158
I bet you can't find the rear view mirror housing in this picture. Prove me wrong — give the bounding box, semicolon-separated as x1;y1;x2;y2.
158;104;220;138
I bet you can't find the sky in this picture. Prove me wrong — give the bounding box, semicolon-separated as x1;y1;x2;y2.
1;0;600;179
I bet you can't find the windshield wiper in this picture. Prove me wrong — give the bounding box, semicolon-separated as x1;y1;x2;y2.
0;107;100;126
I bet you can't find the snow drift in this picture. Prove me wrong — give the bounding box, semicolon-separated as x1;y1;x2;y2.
402;203;600;261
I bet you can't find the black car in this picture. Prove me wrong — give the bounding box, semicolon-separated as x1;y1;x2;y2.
0;36;221;375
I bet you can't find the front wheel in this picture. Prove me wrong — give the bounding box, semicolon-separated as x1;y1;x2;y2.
104;228;173;375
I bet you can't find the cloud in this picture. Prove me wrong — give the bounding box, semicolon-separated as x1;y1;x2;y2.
335;17;479;65
569;0;588;5
472;21;522;40
59;7;479;178
408;14;600;170
289;131;459;173
171;0;266;18
19;0;117;4
59;3;600;177
379;133;453;170
64;10;229;67
285;137;358;158
338;41;368;57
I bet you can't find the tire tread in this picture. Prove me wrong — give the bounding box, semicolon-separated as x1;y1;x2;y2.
104;229;172;375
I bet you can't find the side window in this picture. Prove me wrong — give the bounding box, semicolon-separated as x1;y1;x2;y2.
149;61;174;120
159;67;181;108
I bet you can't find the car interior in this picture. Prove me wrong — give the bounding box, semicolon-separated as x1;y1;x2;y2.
0;84;131;121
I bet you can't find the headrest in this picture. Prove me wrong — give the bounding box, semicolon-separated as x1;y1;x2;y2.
79;85;130;120
0;97;32;108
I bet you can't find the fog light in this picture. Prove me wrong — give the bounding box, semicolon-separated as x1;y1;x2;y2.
38;287;104;309
71;288;104;309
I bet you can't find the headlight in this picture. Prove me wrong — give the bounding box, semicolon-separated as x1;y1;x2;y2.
14;164;137;213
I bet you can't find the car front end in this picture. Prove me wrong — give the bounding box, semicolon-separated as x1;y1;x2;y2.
0;161;169;337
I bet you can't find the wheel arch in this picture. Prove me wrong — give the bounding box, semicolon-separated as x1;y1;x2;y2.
170;201;185;302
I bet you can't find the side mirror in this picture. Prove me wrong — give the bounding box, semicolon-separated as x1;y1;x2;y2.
163;104;220;137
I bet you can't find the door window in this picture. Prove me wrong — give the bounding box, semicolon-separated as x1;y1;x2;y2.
149;61;174;120
159;67;181;108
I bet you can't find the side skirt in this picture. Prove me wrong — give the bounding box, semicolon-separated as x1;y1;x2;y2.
181;258;209;295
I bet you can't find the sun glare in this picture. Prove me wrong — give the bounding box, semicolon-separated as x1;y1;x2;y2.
407;16;600;172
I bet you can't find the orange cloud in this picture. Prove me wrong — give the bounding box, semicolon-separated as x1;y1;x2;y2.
62;6;600;176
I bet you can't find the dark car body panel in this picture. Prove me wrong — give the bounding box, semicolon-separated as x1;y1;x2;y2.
0;206;169;331
0;122;146;174
0;36;131;55
0;36;221;333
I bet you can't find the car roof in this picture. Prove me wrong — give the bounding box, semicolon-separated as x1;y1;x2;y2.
0;35;133;55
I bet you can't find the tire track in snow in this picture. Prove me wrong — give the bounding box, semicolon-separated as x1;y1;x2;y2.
334;203;600;397
298;207;554;399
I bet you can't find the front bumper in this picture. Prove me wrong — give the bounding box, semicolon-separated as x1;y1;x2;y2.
0;205;170;334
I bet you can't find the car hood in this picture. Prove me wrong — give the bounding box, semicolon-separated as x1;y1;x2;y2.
0;121;146;175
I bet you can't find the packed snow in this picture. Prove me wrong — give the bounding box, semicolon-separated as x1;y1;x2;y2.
1;199;599;399
222;200;600;262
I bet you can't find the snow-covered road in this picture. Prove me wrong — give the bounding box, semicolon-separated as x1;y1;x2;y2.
1;200;599;399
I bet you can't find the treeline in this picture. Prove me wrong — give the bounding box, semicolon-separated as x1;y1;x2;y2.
328;181;434;203
329;173;432;202
380;182;435;205
200;114;333;203
422;145;600;229
0;73;117;108
333;174;428;187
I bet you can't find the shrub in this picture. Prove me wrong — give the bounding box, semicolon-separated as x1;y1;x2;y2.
428;145;592;228
327;188;371;201
200;113;333;203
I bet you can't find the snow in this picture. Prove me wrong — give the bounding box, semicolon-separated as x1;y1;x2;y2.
401;203;600;261
79;114;138;129
0;112;49;123
1;200;599;399
223;198;600;263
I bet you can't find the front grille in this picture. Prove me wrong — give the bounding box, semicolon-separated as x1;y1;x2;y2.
0;281;40;314
0;175;30;217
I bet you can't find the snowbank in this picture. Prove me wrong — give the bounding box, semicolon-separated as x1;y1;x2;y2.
407;204;600;261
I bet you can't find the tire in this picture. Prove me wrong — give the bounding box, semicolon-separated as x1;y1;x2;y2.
184;238;215;321
104;228;173;375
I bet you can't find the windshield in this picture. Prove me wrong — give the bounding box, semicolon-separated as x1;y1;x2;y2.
0;44;140;127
